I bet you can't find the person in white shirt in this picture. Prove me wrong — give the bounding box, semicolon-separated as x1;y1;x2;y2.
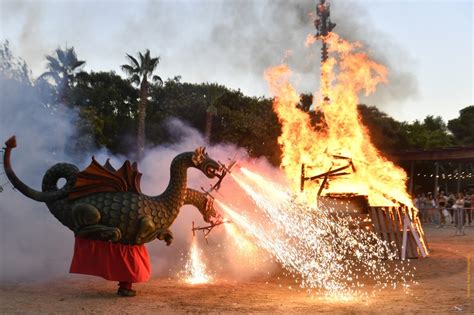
453;193;465;226
437;191;448;227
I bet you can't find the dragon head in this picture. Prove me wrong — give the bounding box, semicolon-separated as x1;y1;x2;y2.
203;197;220;224
191;147;220;179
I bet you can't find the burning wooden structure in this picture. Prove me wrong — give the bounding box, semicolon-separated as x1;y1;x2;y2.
300;160;429;259
184;1;430;295
293;0;429;259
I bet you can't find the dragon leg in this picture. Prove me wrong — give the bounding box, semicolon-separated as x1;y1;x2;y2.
72;204;121;242
135;216;158;245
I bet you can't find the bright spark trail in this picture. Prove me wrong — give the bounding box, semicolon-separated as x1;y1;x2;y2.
181;237;213;285
217;168;414;299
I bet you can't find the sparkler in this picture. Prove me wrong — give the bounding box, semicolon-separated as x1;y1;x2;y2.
215;168;414;299
191;219;231;243
190;158;236;243
201;158;237;200
181;237;213;285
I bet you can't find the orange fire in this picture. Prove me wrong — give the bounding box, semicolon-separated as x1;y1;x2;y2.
264;32;412;207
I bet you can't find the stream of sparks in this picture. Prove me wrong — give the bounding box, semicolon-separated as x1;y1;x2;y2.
215;168;414;298
182;237;213;285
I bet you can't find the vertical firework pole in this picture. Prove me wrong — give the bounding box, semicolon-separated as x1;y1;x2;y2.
314;0;336;63
315;0;336;105
300;1;337;195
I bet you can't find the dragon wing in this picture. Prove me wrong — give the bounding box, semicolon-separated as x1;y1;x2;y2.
68;157;142;200
114;160;142;194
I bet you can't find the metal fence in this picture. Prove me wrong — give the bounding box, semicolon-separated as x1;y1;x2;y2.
421;207;473;227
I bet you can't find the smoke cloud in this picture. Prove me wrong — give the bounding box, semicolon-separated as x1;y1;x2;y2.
0;76;80;282
0;67;279;282
330;1;418;108
2;0;417;110
139;119;281;280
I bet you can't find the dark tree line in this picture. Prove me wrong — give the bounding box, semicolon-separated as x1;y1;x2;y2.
1;42;472;166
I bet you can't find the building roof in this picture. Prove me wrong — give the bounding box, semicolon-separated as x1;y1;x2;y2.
389;146;474;161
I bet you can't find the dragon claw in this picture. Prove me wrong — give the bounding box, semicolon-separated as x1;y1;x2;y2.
157;229;173;246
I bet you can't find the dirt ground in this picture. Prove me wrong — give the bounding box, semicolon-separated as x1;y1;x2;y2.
1;226;472;314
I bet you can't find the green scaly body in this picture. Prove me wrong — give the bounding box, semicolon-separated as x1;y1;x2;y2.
3;136;219;245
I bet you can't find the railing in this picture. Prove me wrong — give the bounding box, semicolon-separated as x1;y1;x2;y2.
421;207;473;227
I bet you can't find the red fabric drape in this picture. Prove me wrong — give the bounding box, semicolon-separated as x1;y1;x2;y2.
70;237;151;283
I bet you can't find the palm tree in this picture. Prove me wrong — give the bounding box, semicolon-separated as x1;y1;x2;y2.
40;46;85;105
121;49;162;157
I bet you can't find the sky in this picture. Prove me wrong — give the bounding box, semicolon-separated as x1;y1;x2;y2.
0;0;472;122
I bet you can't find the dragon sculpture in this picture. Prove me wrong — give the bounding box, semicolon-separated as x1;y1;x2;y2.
3;136;221;246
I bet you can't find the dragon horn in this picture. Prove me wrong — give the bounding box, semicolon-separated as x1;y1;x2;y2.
192;147;207;165
194;147;205;155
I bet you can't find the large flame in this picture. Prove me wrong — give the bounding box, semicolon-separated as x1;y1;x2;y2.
264;33;411;207
182;238;213;285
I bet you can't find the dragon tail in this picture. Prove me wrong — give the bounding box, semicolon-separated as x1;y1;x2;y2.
3;136;78;203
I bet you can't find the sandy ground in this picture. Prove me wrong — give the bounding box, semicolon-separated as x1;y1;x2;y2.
1;226;472;314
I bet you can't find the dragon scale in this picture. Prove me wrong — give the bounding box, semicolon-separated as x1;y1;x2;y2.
3;136;220;245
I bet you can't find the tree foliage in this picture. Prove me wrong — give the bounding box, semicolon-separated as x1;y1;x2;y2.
2;43;471;168
399;115;454;149
70;71;139;154
146;78;282;164
357;104;407;153
40;46;85;105
448;105;474;145
211;90;281;164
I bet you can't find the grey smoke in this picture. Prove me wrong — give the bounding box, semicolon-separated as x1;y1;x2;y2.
2;0;417;110
331;1;418;107
1;0;47;76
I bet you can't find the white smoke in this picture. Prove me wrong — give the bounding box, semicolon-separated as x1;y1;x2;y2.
138;119;280;280
0;76;79;282
0;73;278;282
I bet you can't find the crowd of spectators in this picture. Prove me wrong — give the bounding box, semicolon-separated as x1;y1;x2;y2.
414;190;473;227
